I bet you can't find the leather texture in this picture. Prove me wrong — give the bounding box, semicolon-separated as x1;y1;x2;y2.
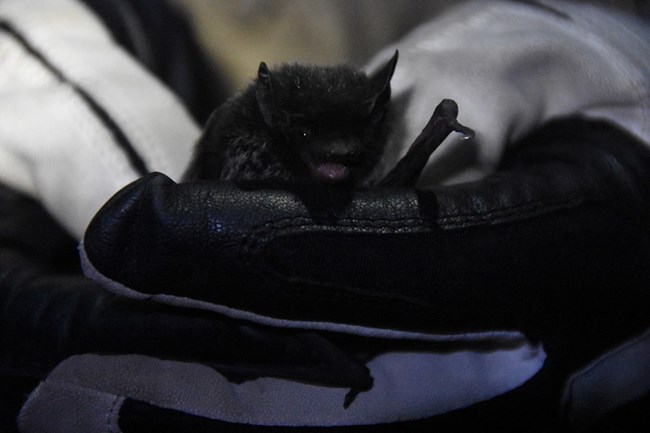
0;184;374;431
83;117;650;366
4;118;649;432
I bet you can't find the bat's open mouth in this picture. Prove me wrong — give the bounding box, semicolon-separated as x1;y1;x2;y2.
303;147;364;184
314;162;351;182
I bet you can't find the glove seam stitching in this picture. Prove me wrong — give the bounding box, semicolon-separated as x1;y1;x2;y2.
437;191;595;228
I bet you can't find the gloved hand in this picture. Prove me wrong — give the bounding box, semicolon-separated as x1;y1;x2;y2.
0;184;380;432
9;1;650;432
83;115;650;353
19;116;649;433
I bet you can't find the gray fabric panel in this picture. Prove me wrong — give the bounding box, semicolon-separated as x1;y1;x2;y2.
18;379;124;433
19;349;544;428
562;328;650;427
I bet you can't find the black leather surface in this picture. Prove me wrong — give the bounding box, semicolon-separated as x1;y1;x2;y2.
0;187;373;431
83;117;650;365
3;117;649;432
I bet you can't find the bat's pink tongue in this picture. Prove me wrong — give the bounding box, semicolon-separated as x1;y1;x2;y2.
316;162;350;182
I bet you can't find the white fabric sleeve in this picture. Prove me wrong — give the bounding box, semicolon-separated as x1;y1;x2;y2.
367;0;650;186
0;0;200;239
19;348;545;432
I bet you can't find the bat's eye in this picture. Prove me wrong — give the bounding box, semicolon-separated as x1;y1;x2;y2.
297;127;312;139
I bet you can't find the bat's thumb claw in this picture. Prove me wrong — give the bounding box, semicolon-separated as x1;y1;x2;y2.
451;120;475;140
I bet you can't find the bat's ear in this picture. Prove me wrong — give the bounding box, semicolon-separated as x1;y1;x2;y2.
370;49;399;88
367;50;398;118
256;62;281;127
258;62;272;86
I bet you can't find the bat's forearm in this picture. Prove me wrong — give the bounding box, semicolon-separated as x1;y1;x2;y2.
379;99;474;187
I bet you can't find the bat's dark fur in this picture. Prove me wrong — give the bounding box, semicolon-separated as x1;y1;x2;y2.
184;51;399;187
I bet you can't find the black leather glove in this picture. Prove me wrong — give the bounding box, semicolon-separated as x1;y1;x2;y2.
19;117;643;433
8;1;650;432
0;183;380;431
83;117;650;356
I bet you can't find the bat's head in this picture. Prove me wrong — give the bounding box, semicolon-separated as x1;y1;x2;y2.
255;51;398;186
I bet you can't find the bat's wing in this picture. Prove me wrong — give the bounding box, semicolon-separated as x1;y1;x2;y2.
378;99;474;187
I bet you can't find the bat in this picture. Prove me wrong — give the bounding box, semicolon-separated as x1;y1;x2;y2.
184;50;473;187
185;51;398;186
